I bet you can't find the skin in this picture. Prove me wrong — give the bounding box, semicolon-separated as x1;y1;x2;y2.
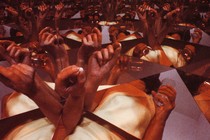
143;85;176;140
0;64;62;125
37;3;50;32
106;55;132;85
76;27;102;67
53;42;122;139
84;42;121;111
53;65;86;140
39;27;70;79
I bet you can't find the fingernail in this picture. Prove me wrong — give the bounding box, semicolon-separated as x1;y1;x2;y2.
78;67;84;72
118;43;122;47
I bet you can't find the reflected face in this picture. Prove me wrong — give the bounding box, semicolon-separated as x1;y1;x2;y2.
133;43;150;58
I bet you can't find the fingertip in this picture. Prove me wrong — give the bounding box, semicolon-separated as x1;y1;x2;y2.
118;42;122;48
78;67;86;84
78;67;84;72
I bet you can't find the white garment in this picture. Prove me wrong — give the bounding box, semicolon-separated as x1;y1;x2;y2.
4;83;155;140
126;45;187;68
5;82;55;116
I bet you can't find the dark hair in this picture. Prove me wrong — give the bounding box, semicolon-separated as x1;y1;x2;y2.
141;74;161;94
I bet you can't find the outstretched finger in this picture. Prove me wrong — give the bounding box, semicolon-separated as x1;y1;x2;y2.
92;27;102;45
94;51;103;66
104;43;122;69
39;27;51;37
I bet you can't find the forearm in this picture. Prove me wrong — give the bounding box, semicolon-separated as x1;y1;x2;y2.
52;95;85;140
142;116;167;140
27;74;62;125
84;79;101;111
62;95;85;134
52;124;68;140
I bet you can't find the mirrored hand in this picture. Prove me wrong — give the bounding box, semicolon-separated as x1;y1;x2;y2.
5;6;18;17
39;27;56;46
117;55;132;71
0;40;18;64
191;28;202;44
87;42;121;83
6;43;31;64
163;3;171;11
82;27;102;48
55;2;64;19
0;64;35;95
38;3;49;19
77;27;102;67
152;85;176;121
55;65;86;99
106;55;131;85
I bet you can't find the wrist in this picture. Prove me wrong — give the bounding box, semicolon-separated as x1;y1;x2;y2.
152;113;169;125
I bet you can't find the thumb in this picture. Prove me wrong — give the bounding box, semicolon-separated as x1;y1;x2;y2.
77;67;86;86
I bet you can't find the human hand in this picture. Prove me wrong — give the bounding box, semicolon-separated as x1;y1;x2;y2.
191;28;202;44
31;53;56;81
55;66;86;136
37;3;50;31
152;85;176;122
87;42;121;83
19;2;33;19
109;26;119;43
84;42;121;110
82;27;102;48
6;43;31;64
55;2;64;19
55;65;86;99
0;64;35;95
77;27;102;67
39;27;69;73
163;8;180;19
38;2;49;19
5;6;18;17
137;4;147;21
0;40;18;64
106;55;131;85
162;3;171;12
39;27;57;46
116;55;132;71
39;27;65;50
